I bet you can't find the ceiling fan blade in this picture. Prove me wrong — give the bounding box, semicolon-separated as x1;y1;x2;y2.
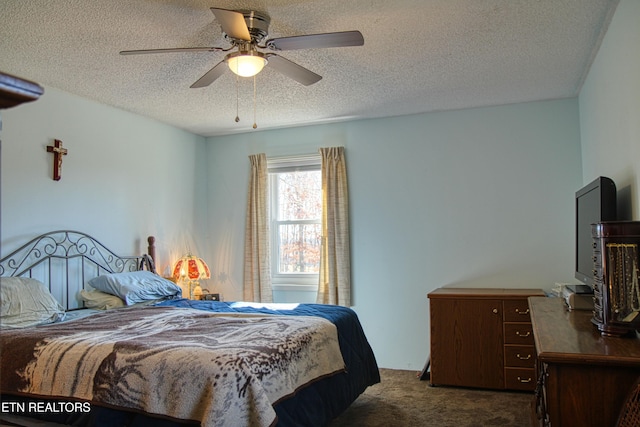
211;8;251;41
266;54;322;86
267;30;364;51
120;47;224;55
190;61;227;88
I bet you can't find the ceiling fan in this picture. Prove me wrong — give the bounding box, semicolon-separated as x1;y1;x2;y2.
120;7;364;88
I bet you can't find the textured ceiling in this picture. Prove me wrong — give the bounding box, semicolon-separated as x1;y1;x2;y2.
0;0;619;137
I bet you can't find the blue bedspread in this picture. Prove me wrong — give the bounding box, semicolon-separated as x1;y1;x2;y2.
156;300;381;426
1;300;379;427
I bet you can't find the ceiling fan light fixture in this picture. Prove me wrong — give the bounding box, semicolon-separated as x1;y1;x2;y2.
227;51;267;77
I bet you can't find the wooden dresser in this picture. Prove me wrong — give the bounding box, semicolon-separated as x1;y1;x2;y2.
0;72;43;110
529;296;640;427
428;288;545;391
0;71;43;133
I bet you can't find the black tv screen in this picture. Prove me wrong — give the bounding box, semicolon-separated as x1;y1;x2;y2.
575;176;617;287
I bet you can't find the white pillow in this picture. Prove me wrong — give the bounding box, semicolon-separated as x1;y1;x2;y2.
80;289;125;310
87;271;182;305
0;277;66;328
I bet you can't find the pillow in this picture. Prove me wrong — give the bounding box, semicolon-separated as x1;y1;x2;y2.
87;271;182;305
80;289;125;310
0;277;66;328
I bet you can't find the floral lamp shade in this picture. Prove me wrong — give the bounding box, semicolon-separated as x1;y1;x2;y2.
172;255;210;299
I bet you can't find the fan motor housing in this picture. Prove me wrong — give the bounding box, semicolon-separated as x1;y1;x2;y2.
241;10;270;43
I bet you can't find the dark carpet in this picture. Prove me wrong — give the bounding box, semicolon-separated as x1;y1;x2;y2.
329;369;533;427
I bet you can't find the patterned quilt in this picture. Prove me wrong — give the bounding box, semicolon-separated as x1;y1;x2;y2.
0;306;346;427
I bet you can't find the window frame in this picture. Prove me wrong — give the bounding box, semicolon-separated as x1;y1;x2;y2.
268;154;321;286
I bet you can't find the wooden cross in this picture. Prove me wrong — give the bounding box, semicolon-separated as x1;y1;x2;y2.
46;139;67;181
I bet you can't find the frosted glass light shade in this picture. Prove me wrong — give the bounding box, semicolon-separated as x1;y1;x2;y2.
227;52;267;77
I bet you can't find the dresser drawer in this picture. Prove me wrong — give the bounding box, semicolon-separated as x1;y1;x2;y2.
505;367;536;391
504;322;535;345
503;300;532;322
504;345;536;368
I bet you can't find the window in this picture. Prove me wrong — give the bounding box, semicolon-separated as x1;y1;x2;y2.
269;155;321;285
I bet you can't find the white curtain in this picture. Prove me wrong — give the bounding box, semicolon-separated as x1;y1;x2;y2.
243;153;272;302
317;147;351;306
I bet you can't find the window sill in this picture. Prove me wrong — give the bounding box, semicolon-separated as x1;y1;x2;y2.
271;283;318;292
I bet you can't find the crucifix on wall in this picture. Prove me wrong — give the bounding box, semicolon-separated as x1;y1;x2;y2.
46;139;67;181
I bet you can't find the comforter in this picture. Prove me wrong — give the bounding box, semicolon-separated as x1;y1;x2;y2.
156;300;381;426
0;306;346;427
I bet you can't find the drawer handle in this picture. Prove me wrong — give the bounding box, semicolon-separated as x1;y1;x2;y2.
517;376;532;383
516;353;532;360
515;331;531;338
492;308;499;314
515;308;530;315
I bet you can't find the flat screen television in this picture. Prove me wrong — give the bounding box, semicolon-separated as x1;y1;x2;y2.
575;176;617;287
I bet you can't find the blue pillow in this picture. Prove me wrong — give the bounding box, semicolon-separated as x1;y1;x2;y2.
88;271;181;305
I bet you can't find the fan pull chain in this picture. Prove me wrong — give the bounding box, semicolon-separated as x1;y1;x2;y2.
234;67;240;122
252;75;258;129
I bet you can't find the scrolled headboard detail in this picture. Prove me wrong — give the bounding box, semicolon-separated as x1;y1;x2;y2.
0;230;156;310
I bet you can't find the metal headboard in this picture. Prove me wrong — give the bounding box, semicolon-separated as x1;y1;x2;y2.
0;230;156;310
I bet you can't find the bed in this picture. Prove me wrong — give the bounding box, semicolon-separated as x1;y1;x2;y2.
0;230;380;427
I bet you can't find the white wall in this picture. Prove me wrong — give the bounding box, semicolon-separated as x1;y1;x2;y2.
579;0;640;220
1;87;208;276
205;98;582;369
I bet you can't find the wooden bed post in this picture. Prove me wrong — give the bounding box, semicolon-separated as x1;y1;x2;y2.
147;236;156;266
